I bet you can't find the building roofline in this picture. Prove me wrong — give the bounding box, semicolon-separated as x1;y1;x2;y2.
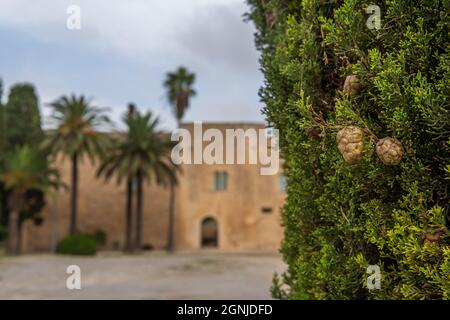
180;121;267;126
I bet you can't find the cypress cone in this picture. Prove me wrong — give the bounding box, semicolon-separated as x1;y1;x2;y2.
336;126;364;164
376;137;404;165
421;229;446;245
343;75;360;96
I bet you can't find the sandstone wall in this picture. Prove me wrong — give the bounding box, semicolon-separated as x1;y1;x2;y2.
22;123;285;253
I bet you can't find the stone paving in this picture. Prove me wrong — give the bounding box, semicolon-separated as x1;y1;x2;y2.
0;251;285;299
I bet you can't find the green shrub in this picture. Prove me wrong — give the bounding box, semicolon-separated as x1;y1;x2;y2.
246;0;450;299
56;234;97;256
89;230;107;247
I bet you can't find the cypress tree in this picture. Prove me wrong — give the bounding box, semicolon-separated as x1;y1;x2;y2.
0;79;5;226
246;0;450;299
4;83;43;149
0;78;4;161
1;83;46;243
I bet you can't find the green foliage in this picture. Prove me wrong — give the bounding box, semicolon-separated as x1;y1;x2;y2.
19;190;46;225
0;78;4;102
4;84;43;149
163;66;196;123
43;95;112;160
0;80;5;228
44;94;112;234
246;0;450;299
89;229;107;246
97;111;178;186
0;146;61;252
56;234;97;256
97;109;178;251
1;146;60;194
0;82;47;230
0;79;4;163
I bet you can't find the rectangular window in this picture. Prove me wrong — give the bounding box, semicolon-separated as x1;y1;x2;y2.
261;207;273;214
279;175;287;192
214;171;228;191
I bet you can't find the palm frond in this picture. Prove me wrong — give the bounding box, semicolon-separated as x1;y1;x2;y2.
43;94;112;160
163;66;196;122
97;109;177;187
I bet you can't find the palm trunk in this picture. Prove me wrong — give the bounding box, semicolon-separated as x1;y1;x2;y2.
18;221;23;255
167;119;180;252
70;152;78;234
6;210;19;254
6;193;22;255
167;183;176;252
125;177;133;252
134;169;143;251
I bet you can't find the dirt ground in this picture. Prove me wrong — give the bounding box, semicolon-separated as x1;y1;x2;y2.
0;251;285;300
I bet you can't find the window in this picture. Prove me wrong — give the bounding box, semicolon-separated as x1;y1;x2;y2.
279;175;287;192
214;171;228;191
261;207;273;214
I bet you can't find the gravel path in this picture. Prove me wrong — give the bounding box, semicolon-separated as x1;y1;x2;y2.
0;252;285;300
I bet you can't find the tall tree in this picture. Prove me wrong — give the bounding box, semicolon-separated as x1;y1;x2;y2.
1;83;45;237
0;79;5;228
0;80;4;158
163;66;196;252
97;109;177;251
43;95;111;234
97;103;137;252
4;84;43;148
164;67;196;124
0;146;60;254
0;78;3;103
246;0;450;299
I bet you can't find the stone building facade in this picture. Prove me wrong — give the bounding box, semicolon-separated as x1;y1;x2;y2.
22;123;285;253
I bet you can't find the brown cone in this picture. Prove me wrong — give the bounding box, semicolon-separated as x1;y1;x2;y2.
376;137;404;165
336;126;364;164
343;75;360;96
421;229;446;245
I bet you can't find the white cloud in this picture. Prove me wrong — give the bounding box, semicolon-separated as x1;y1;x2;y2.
0;0;265;130
0;0;253;66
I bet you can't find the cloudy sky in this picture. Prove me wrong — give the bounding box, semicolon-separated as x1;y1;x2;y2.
0;0;264;130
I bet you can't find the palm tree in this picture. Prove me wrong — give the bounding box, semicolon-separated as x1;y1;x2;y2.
163;66;196;252
43;95;111;234
163;66;196;124
0;146;61;254
97;103;137;252
97;108;178;251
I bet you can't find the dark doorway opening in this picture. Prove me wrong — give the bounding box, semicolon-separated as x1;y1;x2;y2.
201;217;218;248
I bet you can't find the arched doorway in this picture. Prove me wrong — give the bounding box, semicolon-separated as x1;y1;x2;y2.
201;217;218;248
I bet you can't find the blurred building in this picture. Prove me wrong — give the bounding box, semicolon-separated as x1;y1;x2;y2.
22;123;286;252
